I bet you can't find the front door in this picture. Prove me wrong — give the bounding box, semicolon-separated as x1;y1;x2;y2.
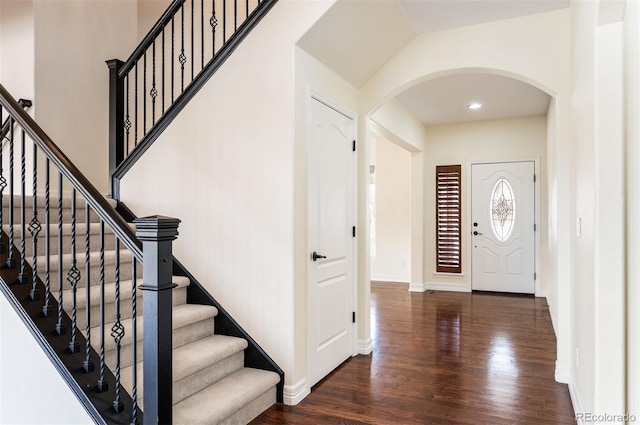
471;161;535;294
308;97;355;387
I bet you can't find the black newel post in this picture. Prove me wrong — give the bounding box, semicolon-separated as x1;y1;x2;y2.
135;216;180;425
106;59;124;200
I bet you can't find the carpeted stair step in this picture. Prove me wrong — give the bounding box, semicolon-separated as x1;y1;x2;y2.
173;368;280;425
61;276;190;329
121;334;249;408
33;249;141;288
93;303;218;370
3;222;118;257
2;194;116;224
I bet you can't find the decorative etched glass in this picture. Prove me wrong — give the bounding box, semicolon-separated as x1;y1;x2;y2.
490;178;515;241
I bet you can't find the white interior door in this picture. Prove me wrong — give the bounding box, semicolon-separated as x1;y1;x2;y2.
471;161;535;294
308;97;355;387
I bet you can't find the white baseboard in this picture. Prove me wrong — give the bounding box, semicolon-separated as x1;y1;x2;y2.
283;378;310;406
548;298;559;338
425;281;470;292
555;360;569;384
569;380;583;424
408;282;427;292
371;275;409;283
358;338;373;355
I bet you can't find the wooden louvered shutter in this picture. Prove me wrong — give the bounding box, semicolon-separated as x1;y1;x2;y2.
436;165;462;273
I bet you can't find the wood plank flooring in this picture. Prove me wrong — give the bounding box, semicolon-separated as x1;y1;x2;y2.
252;282;575;424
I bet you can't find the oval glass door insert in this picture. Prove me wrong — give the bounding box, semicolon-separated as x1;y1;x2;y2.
490;178;515;241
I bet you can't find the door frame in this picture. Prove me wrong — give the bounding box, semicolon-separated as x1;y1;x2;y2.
467;158;541;296
306;89;359;387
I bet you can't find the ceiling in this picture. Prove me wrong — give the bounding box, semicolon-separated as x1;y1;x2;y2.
298;0;567;125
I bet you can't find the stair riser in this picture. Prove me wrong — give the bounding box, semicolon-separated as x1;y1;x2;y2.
65;287;187;330
99;318;216;370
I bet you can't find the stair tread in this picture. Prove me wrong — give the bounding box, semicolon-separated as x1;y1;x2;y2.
3;222;116;236
121;334;248;393
35;249;133;270
61;275;190;309
1;194;117;209
173;368;280;425
91;303;218;351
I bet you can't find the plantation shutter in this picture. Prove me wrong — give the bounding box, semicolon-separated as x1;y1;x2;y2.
436;165;462;273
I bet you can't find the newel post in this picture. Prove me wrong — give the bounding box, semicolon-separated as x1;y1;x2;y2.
106;59;124;200
135;216;180;425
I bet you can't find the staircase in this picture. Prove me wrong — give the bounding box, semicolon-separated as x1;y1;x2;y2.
2;192;279;424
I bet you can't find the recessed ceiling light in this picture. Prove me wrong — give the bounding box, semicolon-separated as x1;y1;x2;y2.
467;102;483;110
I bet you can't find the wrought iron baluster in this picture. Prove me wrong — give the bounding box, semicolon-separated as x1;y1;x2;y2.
67;189;80;353
111;239;124;413
29;144;42;300
17;129;28;283
143;51;147;136
0;106;5;254
96;220;108;392
124;76;131;156
234;0;238;31
223;0;227;42
191;0;195;81
201;0;204;70
151;40;157;126
54;173;65;335
172;16;175;103
83;203;94;372
211;0;217;58
180;4;186;91
162;27;166;114
246;0;249;22
134;62;138;148
5;120;15;269
131;258;138;425
42;159;52;317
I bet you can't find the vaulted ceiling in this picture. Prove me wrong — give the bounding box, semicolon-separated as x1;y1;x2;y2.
297;0;569;125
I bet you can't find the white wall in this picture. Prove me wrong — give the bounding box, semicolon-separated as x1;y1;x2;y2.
120;1;337;404
33;0;137;193
0;0;35;101
422;116;547;292
0;296;93;425
370;135;411;283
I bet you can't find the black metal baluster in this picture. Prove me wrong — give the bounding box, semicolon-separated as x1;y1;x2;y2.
172;16;175;103
143;52;147;136
134;63;138;147
191;0;195;81
162;27;166;115
201;0;204;70
42;159;52;317
223;0;227;42
180;5;186;91
124;76;131;156
0;107;5;254
29;144;42;300
234;0;238;31
131;258;138;425
211;0;217;58
54;173;65;335
111;239;124;413
5;120;15;269
96;220;108;392
246;0;249;21
17;129;27;283
67;189;80;353
83;203;94;372
151;40;157;126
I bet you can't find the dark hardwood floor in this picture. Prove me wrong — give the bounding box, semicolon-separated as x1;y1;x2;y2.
252;282;575;424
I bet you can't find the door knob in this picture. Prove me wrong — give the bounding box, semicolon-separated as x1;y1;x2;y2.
473;231;483;236
312;251;327;262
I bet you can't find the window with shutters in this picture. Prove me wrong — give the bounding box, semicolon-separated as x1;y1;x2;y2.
436;165;462;273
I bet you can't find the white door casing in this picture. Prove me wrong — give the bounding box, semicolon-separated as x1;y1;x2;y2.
307;96;355;387
471;161;535;294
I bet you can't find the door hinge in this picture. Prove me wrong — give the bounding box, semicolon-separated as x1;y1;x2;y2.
534;273;537;280
352;226;356;237
352;311;356;323
534;223;537;231
534;174;537;182
353;140;356;152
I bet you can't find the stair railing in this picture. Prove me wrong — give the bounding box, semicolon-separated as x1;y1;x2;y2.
0;84;178;424
108;0;278;198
